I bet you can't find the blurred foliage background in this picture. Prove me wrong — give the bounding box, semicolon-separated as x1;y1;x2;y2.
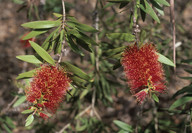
0;0;192;132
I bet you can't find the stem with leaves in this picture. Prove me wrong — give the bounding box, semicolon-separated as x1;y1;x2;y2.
90;0;101;121
133;0;140;46
58;0;66;63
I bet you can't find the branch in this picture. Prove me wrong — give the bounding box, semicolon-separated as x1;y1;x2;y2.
170;0;176;71
133;0;140;46
58;0;66;63
56;123;71;133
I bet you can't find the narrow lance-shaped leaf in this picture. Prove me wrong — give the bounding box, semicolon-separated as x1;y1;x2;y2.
139;0;160;23
16;69;35;80
155;0;170;6
173;85;192;98
66;34;84;56
107;0;131;3
152;94;159;103
169;95;192;110
29;41;55;65
5;116;15;129
25;114;34;127
42;26;60;50
107;33;135;42
13;96;26;107
22;29;48;40
21;109;34;114
105;46;126;56
113;120;133;132
74;36;93;52
16;55;42;64
60;62;91;81
22;20;60;29
68;29;98;46
53;13;62;18
156;52;175;67
54;30;63;54
150;0;164;16
67;20;98;33
2;124;12;133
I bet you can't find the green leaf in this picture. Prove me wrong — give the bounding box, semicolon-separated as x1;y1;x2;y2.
61;62;91;81
184;69;192;74
66;34;84;56
182;59;192;65
179;77;192;80
155;0;170;6
107;33;135;42
68;29;98;46
113;61;122;70
54;30;63;54
76;124;87;132
140;0;146;21
118;130;130;133
75;37;93;52
22;29;48;40
21;109;34;114
13;0;24;4
139;0;160;23
42;26;60;50
108;52;122;60
53;13;62;18
22;20;60;29
113;120;133;132
5;117;15;129
13;96;26;107
152;94;159;103
173;85;192;98
2;124;12;133
80;89;89;99
119;2;129;9
107;0;131;3
16;69;35;79
16;55;42;64
29;41;55;65
150;0;164;16
156;52;175;67
103;2;115;9
67;20;98;33
105;46;126;56
25;114;34;127
169;95;192;110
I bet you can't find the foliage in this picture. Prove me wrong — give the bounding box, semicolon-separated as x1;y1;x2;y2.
1;0;192;132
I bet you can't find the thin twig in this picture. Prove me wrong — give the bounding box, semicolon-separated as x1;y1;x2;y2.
91;89;96;117
90;0;101;121
152;100;158;133
58;0;66;63
57;105;92;133
135;104;143;133
56;123;71;133
76;105;92;118
0;96;18;116
170;0;176;71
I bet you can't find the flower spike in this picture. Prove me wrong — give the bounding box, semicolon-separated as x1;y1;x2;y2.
121;43;166;103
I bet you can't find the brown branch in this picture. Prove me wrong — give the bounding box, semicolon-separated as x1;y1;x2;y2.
170;0;176;71
56;123;71;133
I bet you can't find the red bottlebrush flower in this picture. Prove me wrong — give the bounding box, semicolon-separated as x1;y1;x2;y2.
20;32;35;48
121;43;166;103
39;112;49;119
25;64;71;115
